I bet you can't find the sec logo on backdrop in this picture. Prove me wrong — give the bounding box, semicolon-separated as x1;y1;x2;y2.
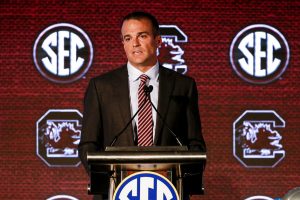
113;171;179;200
33;23;93;83
230;24;289;84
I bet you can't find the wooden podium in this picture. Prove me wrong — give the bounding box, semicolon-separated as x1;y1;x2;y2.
87;146;206;199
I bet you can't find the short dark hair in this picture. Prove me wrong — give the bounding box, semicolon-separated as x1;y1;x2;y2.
121;11;160;36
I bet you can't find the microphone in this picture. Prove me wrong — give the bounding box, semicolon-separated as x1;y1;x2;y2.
109;85;153;146
145;85;183;146
144;85;153;94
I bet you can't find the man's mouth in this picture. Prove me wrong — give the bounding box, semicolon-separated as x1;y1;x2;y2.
133;50;142;54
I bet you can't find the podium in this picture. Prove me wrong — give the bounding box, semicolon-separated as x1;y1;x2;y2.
87;146;206;199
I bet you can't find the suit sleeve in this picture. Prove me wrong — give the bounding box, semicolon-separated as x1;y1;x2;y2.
186;79;206;152
78;78;103;173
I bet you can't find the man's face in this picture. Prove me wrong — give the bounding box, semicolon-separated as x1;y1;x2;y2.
121;18;162;71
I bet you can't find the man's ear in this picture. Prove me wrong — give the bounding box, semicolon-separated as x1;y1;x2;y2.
120;34;125;45
156;35;162;47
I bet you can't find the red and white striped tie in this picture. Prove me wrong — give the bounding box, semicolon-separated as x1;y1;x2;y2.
137;74;153;146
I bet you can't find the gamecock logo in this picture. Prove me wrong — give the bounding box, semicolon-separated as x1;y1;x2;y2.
158;25;188;74
233;110;285;168
36;109;82;167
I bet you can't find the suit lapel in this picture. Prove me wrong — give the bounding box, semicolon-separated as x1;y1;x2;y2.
154;66;175;144
112;66;134;146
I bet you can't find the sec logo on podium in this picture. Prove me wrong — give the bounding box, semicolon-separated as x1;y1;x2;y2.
113;171;179;200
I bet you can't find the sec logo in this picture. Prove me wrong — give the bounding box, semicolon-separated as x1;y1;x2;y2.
230;24;289;84
33;23;93;83
113;171;179;200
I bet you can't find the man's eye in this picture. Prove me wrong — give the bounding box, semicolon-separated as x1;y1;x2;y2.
140;34;147;39
124;38;131;42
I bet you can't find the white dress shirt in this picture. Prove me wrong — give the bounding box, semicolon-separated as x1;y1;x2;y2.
127;61;159;140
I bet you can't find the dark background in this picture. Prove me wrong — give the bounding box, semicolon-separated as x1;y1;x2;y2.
1;0;299;199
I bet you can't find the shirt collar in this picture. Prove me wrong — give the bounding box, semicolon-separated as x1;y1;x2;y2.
127;61;159;82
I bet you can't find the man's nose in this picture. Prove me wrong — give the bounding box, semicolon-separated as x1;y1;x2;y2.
132;37;140;47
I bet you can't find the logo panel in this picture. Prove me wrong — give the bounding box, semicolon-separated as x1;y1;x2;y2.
230;24;289;84
233;110;285;168
33;23;93;83
158;25;188;74
47;195;79;200
36;109;82;167
245;196;274;200
113;171;179;200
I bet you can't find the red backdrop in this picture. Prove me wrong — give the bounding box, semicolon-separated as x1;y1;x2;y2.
1;0;300;199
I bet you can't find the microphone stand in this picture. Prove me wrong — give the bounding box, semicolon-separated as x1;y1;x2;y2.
109;85;153;146
145;86;183;146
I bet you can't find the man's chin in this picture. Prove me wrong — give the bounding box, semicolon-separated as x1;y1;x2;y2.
129;60;146;67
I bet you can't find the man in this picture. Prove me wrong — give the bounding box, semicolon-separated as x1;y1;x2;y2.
79;11;206;199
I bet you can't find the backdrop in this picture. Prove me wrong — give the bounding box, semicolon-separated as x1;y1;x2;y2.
1;0;299;199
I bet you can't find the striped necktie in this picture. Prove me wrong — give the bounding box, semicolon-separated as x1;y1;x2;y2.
137;74;153;146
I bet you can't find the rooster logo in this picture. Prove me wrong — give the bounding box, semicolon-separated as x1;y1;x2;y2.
239;122;283;157
158;25;188;74
36;109;82;167
233;110;285;168
44;120;81;157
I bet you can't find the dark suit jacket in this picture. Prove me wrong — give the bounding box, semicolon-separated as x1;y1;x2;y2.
78;64;206;174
